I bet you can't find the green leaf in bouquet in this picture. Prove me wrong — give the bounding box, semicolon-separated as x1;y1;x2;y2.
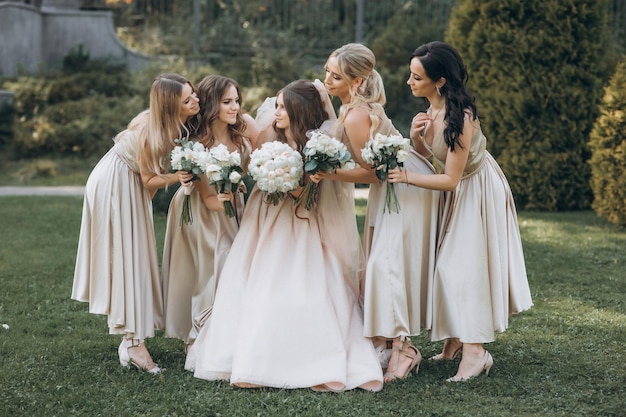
305;159;320;173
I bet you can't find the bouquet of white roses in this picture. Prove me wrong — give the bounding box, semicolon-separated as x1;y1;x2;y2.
295;130;356;210
248;141;303;206
170;138;210;225
202;144;243;218
361;133;411;213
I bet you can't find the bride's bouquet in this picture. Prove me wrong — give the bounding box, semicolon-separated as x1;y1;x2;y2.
170;138;210;225
248;141;303;205
295;130;355;210
202;144;243;218
361;133;411;213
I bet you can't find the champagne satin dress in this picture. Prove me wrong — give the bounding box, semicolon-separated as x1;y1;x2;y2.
337;112;441;340
72;128;163;340
161;143;250;344
427;121;533;342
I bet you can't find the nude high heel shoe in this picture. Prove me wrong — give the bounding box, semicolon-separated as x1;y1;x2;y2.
383;336;422;382
446;350;493;382
429;341;462;361
118;338;162;375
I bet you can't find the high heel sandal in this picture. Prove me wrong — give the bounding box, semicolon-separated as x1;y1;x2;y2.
383;336;422;382
118;338;162;375
429;341;462;361
446;350;493;382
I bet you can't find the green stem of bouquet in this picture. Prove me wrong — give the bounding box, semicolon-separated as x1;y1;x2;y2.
265;192;284;206
295;181;317;210
384;182;401;214
223;201;236;217
180;194;193;225
218;182;236;218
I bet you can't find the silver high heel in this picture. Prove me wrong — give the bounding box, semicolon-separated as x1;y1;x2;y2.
118;338;162;375
446;350;493;382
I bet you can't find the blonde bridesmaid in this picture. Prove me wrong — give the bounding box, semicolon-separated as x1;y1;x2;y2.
72;74;200;374
318;43;440;382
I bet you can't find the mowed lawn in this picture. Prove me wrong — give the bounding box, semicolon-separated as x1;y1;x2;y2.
0;195;624;417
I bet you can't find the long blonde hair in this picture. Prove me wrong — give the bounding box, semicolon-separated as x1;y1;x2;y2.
137;73;196;177
327;43;386;136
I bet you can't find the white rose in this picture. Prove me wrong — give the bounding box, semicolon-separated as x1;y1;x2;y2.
396;149;409;163
229;171;242;183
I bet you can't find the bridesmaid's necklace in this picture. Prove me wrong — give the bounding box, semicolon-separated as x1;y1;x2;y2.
422;106;444;140
429;106;444;122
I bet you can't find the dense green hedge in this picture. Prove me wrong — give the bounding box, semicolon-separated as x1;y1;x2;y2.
3;73;142;158
0;57;219;160
588;56;626;226
447;0;613;211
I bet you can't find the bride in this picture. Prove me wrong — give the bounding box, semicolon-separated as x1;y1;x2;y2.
185;79;383;392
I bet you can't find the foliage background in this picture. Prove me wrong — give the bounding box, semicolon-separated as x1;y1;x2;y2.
588;56;626;226
1;0;625;216
446;0;614;211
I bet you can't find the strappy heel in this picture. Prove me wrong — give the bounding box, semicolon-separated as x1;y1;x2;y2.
429;339;462;361
383;336;422;382
118;338;162;375
446;350;493;382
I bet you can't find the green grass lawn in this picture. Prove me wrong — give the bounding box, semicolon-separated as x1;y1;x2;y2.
0;196;624;417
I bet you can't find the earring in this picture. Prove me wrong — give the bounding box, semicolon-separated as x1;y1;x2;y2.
436;86;442;96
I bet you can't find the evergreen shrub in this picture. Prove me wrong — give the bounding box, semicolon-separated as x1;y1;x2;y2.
10;92;144;158
447;0;613;210
2;56;220;160
588;57;626;226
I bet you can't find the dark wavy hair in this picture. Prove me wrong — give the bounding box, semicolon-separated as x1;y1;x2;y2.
274;80;328;154
411;41;477;152
195;75;248;153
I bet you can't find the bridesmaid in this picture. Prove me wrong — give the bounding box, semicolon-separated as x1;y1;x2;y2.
72;73;200;374
186;80;383;392
161;75;258;352
388;41;533;381
317;43;440;382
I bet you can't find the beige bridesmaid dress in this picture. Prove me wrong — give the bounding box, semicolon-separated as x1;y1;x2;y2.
427;121;533;343
336;113;441;340
161;144;250;344
72;129;164;340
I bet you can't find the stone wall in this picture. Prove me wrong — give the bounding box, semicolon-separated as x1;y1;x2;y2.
0;1;149;77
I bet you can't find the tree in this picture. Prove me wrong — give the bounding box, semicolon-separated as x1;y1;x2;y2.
447;0;613;210
588;56;626;226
